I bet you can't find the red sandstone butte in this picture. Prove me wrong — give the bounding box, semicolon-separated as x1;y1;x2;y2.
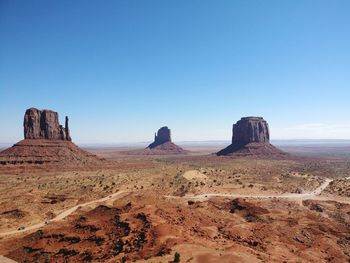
217;117;286;156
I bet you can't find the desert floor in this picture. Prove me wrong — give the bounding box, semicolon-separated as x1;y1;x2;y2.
0;146;349;262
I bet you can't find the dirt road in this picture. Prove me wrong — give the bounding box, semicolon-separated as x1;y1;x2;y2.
0;255;17;263
181;178;333;201
168;178;350;204
0;190;128;237
0;177;347;238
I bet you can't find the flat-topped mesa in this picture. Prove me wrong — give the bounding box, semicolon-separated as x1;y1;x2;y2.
23;108;71;141
148;126;171;148
232;117;270;146
217;116;285;156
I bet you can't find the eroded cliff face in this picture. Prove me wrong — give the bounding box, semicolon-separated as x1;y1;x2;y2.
148;126;171;148
0;108;107;168
217;117;285;156
232;117;270;146
23;108;71;141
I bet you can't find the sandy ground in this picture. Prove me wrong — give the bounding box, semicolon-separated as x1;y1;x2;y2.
0;178;340;239
0;147;350;262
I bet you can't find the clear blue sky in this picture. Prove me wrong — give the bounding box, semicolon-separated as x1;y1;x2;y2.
1;0;350;143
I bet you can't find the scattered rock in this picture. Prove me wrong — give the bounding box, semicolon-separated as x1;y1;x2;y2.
182;170;208;181
229;198;268;222
1;209;27;219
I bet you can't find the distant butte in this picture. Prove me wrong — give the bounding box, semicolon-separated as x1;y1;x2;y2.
217;117;286;156
145;126;187;153
0;108;103;168
124;126;188;155
148;126;172;148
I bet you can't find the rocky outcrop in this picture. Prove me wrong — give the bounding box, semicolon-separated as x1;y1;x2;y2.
217;117;286;156
143;126;187;154
0;108;106;170
148;127;171;148
0;139;103;168
232;117;269;145
24;108;71;141
124;126;187;155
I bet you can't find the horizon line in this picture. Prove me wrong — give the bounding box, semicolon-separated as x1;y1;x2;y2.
2;138;350;146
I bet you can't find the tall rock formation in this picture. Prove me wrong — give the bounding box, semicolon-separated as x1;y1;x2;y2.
231;117;270;146
124;126;187;155
65;116;72;141
148;126;171;148
217;117;285;156
23;108;71;141
0;108;104;169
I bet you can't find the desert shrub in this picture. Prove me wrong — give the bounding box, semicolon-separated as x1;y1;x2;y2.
33;229;44;239
173;252;180;262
